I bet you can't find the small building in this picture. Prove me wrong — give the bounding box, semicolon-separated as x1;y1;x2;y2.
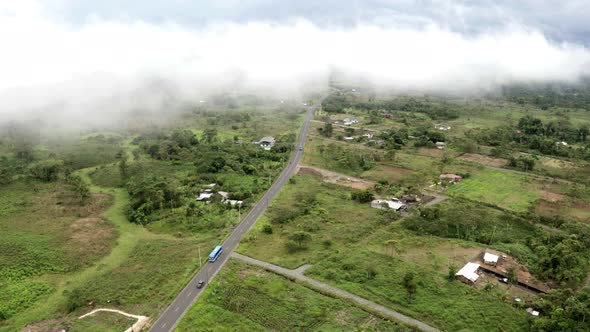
196;192;214;202
370;199;407;211
556;141;568;147
435;142;446;149
218;191;243;207
367;140;385;147
255;136;276;150
343;117;359;126
344;136;355;141
483;252;500;267
362;133;374;139
434;124;451;131
439;174;462;182
526;308;540;317
455;262;480;284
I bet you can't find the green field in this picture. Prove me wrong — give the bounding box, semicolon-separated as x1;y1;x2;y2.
177;260;415;332
238;175;531;331
445;168;540;211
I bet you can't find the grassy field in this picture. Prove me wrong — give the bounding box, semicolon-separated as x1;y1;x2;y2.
177;260;415;332
0;180;116;325
445;168;540;212
237;174;531;331
237;174;389;269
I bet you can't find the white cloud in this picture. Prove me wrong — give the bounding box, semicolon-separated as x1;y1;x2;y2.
1;1;589;127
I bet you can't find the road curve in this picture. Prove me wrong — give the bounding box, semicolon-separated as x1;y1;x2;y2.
231;253;441;332
148;103;317;332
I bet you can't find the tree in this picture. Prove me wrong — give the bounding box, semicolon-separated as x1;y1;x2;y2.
351;189;374;203
345;127;355;137
402;271;418;300
68;175;90;203
320;122;334;137
203;128;218;143
447;264;457;281
506;266;518;286
288;231;312;247
28;159;64;181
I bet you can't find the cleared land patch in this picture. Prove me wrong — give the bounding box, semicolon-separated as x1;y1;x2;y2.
177;260;414;332
445;168;539;212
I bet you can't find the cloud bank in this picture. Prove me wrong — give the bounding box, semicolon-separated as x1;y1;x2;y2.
1;1;590;128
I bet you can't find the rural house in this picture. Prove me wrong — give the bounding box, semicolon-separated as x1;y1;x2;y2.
434;124;451;131
483;252;500;267
455;262;480;284
196;189;214;202
435;142;446;149
255;136;276;150
370;199;407;211
343;117;359;126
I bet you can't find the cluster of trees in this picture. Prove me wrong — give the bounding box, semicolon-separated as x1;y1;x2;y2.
530;288;590;331
126;175;182;224
322;94;459;120
317;143;379;173
502;82;590;110
470;115;590;160
403;200;590;285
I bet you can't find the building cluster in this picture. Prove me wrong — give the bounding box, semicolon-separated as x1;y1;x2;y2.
196;183;243;207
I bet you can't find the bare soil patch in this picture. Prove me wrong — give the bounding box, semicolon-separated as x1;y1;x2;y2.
396;243;482;274
365;165;414;183
417;148;446;158
458;153;508;168
20;317;71;332
67;217;117;259
298;166;374;189
539;191;567;203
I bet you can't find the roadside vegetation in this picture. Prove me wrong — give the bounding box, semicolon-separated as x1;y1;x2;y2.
0;96;305;331
178;260;415;332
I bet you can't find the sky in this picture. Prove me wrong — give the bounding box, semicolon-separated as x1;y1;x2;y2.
1;0;589;128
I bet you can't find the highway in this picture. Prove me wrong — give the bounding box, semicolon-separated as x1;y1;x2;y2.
149;103;317;332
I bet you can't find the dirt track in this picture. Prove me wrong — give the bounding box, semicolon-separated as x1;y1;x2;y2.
297;165;375;189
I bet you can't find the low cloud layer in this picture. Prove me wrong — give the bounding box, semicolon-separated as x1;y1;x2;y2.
1;1;590;129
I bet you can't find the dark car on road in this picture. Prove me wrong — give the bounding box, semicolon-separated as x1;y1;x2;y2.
196;280;205;289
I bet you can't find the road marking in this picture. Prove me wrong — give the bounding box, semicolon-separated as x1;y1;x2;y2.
187;291;192;297
161;323;167;328
175;306;180;312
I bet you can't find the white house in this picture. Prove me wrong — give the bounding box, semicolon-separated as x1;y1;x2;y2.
434;124;451;131
455;262;480;284
343;117;359;126
363;133;374;139
255;136;276;150
435;142;447;149
483;252;500;267
196;190;214;202
218;191;243;207
370;199;407;211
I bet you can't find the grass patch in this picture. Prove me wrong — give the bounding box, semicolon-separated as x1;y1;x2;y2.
445;168;540;211
177;260;414;332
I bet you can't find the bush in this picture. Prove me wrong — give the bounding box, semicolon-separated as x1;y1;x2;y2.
261;223;273;234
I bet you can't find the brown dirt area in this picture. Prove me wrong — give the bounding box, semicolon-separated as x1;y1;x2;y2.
298;165;374;189
67;217;117;259
363;165;414;183
473;250;551;293
458;153;508;167
20;317;71;332
539;190;567;202
395;243;482;274
417;148;447;158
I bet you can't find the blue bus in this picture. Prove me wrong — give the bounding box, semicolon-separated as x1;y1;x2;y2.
208;245;223;263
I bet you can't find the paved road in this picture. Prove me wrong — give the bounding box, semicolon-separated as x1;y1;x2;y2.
231;253;441;332
149;103;317;332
